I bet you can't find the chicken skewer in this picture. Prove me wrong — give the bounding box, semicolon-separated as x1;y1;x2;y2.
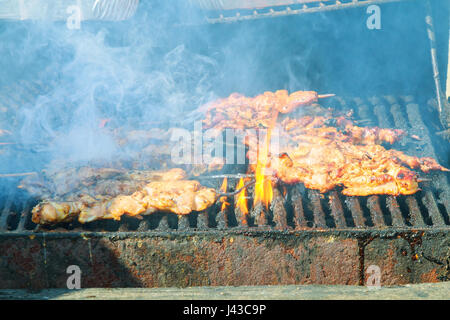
202;90;334;130
247;137;448;196
244;112;448;196
32;169;217;225
281;116;406;145
31;172;259;226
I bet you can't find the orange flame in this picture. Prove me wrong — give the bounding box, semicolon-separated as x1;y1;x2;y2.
253;128;274;209
219;177;229;211
236;177;248;214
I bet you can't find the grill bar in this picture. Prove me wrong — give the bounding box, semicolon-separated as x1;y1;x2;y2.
354;98;377;127
271;187;289;230
422;191;446;227
405;197;427;227
386;196;406;227
345;197;366;228
178;214;191;231
404;100;450;217
197;210;210;229
367;196;385;228
291;186;309;229
329;191;347;228
308;190;328;228
156;215;170;231
252;201;268;228
16;200;32;232
0;190;15;231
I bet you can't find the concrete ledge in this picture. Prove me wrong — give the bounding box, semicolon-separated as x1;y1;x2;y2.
1;282;449;300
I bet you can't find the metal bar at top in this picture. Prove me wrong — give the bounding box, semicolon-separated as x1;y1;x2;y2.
205;0;415;24
424;0;448;128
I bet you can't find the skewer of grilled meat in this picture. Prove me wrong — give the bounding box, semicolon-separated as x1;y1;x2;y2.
31;169;218;225
281;116;405;145
202;90;333;130
246;134;448;196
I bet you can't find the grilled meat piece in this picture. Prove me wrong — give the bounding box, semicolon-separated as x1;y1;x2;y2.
242;113;446;196
202;90;320;130
338;161;419;196
78;180;216;222
247;133;447;196
19;166;125;198
32;201;87;225
19;167;187;199
281;116;405;145
31;169;218;225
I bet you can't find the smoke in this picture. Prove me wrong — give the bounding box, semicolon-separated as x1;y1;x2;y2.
0;0;447;178
0;1;221;172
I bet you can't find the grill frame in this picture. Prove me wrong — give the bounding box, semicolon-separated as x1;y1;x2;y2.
1;94;449;289
199;0;415;24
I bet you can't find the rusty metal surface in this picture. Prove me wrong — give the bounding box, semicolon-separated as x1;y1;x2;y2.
0;229;448;289
364;232;450;284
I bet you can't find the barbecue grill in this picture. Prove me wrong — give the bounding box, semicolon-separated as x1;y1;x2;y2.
0;0;449;290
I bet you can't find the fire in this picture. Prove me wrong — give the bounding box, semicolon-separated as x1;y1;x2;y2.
219;177;229;211
253;127;274;209
236;177;248;214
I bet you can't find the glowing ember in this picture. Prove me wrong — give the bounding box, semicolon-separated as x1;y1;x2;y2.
235;177;248;215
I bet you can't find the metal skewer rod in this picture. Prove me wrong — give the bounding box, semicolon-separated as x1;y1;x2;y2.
425;0;449;128
317;94;335;99
447;16;450;102
417;178;432;182
200;173;255;179
0;172;37;178
217;180;256;197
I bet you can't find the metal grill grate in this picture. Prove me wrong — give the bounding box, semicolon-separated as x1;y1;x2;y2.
0;95;449;234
